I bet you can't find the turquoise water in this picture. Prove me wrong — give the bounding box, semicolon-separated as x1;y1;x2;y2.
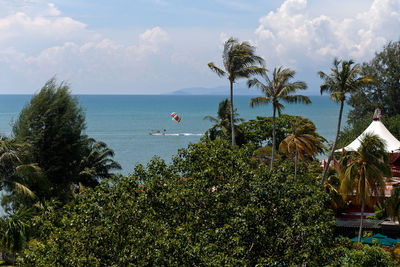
0;95;349;175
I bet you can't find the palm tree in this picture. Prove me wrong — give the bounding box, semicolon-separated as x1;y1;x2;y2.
279;119;324;180
203;98;244;141
0;137;42;212
248;67;310;169
0;208;32;266
385;186;400;224
208;37;265;147
339;133;392;244
78;138;121;187
319;59;374;186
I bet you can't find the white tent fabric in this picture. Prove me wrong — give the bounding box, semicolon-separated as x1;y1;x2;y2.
335;120;400;153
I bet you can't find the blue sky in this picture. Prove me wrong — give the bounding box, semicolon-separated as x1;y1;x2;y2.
0;0;399;94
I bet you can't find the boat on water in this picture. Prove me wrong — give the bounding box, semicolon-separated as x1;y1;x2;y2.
149;129;166;136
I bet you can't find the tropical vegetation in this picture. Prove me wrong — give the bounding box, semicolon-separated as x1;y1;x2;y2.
319;58;374;186
248;67;310;169
339;133;392;244
279;118;324;180
208;37;265;146
1;38;400;265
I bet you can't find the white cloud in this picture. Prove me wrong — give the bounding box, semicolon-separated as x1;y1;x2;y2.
254;0;400;68
139;26;169;54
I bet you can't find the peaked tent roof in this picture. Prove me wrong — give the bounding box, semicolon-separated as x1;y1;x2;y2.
336;120;400;153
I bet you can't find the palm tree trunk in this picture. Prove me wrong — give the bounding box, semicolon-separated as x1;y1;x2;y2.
271;105;276;169
294;148;298;180
230;80;236;147
321;100;344;186
357;197;365;245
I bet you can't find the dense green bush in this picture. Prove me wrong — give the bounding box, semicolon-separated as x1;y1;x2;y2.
20;139;335;266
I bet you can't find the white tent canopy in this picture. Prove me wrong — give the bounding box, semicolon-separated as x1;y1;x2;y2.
335;120;400;153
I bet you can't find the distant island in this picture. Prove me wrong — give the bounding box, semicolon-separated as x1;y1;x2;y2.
169;85;262;96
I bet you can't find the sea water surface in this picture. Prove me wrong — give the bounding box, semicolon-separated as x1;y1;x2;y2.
0;95;350;175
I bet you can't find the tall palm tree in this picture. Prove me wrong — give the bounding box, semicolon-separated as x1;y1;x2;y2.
208;37;265;147
203;98;244;141
78;138;121;187
339;133;391;244
319;59;374;186
279;119;324;180
248;67;310;169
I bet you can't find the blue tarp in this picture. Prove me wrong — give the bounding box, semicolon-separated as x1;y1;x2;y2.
351;233;398;246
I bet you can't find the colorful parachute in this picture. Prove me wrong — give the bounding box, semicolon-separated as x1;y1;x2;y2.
170;112;181;122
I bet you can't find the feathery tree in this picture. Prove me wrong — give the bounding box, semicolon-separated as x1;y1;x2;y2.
279;119;324;180
208;37;265;146
12;78;120;203
203;98;244;141
339;133;391;244
248;67;310;169
319;59;374;186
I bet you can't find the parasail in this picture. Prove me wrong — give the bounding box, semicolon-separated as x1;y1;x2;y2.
170;112;181;122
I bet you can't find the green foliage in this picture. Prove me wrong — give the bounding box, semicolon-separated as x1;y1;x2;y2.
11;78;120;206
348;40;400;124
0;208;32;265
20;139;335;266
0;137;44;213
13;78;87;202
203;98;244;143
208;37;265;146
248;66;310;168
326;238;397;267
239;114;325;149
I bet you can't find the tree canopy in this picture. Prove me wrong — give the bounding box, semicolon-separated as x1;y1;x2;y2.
20;139;336;266
348;40;400;124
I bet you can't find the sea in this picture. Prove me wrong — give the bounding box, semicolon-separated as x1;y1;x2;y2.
0;95;350;175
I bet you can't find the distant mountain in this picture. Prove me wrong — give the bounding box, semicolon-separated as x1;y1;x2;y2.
169;85;262;96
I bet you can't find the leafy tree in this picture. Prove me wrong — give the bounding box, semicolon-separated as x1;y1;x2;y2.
327;238;397;266
248;67;310;169
208;37;265;146
203;98;244;142
279;118;324;180
20;139;335;266
319;59;374;186
339;133;392;244
348;40;400;124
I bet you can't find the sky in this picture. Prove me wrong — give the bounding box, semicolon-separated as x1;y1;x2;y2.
0;0;399;95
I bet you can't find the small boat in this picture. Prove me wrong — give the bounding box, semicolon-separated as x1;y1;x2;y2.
149;129;166;136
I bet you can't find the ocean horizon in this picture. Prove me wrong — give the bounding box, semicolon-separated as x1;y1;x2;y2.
0;94;350;175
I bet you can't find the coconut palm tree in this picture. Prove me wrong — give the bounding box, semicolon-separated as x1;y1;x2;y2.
0;137;42;212
203;98;244;141
319;59;374;186
339;133;391;244
78;138;121;187
208;37;265;147
279;119;324;180
248;67;310;169
0;208;32;266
